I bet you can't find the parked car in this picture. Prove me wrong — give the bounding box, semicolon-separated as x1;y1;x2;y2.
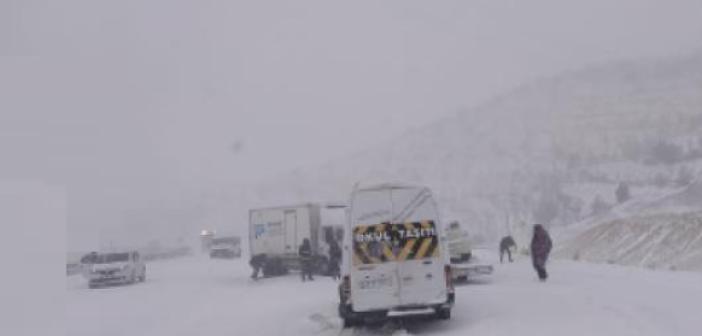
209;236;242;259
83;251;146;288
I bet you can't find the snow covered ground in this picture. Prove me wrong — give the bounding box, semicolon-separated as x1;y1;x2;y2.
67;254;702;336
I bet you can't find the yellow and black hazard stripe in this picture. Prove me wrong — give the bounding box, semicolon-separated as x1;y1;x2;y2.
352;220;439;265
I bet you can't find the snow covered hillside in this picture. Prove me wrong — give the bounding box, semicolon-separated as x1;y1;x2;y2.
66;254;702;336
555;211;702;271
214;53;702;251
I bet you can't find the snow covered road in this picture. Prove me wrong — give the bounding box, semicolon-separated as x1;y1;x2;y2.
67;255;702;336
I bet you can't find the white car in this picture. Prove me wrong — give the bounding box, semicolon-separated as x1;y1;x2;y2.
209;237;242;259
338;183;454;327
84;251;146;288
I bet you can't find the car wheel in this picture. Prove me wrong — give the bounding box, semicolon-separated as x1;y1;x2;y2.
436;308;451;320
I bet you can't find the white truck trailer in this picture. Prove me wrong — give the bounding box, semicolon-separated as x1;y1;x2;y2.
249;203;345;277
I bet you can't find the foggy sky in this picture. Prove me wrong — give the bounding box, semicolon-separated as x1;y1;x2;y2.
2;0;702;250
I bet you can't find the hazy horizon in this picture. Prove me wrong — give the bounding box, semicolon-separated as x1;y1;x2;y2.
3;0;702;251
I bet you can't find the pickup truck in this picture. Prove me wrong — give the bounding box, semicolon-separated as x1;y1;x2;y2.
446;221;493;282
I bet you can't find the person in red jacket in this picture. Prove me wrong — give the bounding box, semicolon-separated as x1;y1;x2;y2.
530;224;553;281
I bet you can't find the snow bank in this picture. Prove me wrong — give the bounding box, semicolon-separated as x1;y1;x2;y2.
556;211;702;271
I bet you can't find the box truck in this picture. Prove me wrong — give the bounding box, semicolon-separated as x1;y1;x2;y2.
249;203;345;277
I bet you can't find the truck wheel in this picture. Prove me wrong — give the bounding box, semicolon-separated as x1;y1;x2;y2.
263;258;287;277
343;318;357;328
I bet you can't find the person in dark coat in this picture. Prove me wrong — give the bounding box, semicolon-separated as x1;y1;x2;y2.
249;253;267;280
530;224;553;281
299;238;314;281
499;235;517;263
328;239;342;280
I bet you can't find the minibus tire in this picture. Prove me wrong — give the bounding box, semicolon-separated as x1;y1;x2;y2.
338;303;358;328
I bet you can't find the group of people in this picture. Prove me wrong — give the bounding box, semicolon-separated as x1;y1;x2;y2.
500;224;553;281
251;224;553;282
298;237;342;281
249;237;342;282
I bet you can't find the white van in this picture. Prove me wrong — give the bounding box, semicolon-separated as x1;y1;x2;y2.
338;183;454;327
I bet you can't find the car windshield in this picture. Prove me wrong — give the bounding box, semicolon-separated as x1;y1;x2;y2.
95;253;129;263
212;237;239;245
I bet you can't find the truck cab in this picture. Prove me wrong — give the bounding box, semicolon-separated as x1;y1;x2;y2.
338;183;454;327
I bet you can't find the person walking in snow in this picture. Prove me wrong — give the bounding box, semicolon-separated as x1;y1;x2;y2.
499;235;517;263
530;224;553;281
299;238;314;281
